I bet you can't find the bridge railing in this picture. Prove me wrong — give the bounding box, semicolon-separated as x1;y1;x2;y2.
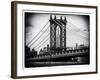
30;48;89;59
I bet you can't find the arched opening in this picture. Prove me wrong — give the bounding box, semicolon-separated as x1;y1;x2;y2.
56;26;61;48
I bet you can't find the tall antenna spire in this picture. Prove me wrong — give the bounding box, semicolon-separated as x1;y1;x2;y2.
50;14;52;20
60;16;62;20
54;15;56;19
64;16;66;22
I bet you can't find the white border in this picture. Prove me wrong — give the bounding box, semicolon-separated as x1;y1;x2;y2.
17;3;96;76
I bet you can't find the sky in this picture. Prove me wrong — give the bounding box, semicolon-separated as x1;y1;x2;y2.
25;12;89;52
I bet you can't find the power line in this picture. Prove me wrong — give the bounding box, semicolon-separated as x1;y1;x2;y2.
27;21;49;46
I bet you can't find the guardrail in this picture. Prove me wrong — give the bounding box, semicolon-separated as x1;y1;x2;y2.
27;48;89;61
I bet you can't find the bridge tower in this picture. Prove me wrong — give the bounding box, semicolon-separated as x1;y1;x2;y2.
50;15;67;53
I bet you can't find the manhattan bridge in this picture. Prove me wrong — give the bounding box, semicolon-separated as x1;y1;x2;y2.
25;15;89;67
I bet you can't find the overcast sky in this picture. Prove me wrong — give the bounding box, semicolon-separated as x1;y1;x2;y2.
25;12;89;52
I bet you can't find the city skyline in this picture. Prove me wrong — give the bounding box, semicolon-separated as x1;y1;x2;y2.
25;12;90;68
25;13;89;53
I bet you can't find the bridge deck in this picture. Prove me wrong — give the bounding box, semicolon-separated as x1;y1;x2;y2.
27;50;89;61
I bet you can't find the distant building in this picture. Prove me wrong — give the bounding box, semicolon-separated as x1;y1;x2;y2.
74;43;78;49
30;49;37;57
66;47;73;50
25;46;30;53
74;44;88;50
43;47;47;52
25;46;30;58
78;44;88;49
39;48;44;54
47;44;50;52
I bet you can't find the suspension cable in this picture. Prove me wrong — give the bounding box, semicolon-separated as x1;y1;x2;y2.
29;25;50;47
27;21;49;46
